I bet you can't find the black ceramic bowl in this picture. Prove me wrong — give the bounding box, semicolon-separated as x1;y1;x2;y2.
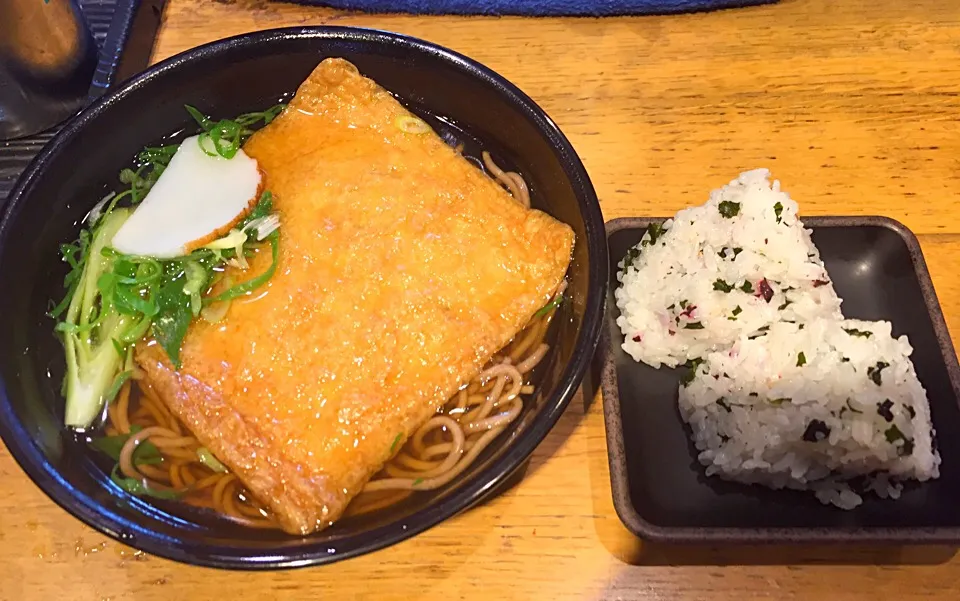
0;28;606;569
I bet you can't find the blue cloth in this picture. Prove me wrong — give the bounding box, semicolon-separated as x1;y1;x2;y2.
293;0;776;16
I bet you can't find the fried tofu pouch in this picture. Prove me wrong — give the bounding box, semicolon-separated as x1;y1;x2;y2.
136;58;574;535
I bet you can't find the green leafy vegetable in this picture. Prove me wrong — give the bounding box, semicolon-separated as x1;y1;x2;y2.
242;191;274;227
186;104;286;160
197;447;228;473
684;321;704;330
844;328;873;338
53;106;286;429
104;369;133;405
774;201;784;223
534;290;565;318
90;425;162;465
212;232;280;302
57;209;141;428
796;351;807;367
152;268;197;370
740;281;754;294
110;465;181;500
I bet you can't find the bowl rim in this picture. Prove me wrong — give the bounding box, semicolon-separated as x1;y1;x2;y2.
0;26;608;569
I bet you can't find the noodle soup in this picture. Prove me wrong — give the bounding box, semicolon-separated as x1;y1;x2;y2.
61;62;571;533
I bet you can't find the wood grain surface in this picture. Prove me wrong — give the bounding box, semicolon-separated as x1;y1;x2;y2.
3;0;960;599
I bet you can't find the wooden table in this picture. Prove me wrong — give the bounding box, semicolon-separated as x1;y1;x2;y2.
4;0;960;598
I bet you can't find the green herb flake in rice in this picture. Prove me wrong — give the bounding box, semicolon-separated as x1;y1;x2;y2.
713;279;734;293
802;419;831;442
877;399;895;422
884;424;914;456
867;361;890;386
774;201;784;223
615;169;843;369
622;247;641;269
645;223;665;246
718;246;744;260
718;201;741;218
684;321;704;330
844;328;873;338
677;318;939;510
680;357;704;387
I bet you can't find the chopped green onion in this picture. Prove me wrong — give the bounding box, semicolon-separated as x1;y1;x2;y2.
205;229;248;250
54;105;286;429
197;447;228;473
91;425;162;465
182;260;209;317
244;214;281;241
534;292;564;318
212;232;280;302
110;465;181;500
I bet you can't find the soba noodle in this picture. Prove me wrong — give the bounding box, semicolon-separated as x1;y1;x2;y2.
106;161;560;529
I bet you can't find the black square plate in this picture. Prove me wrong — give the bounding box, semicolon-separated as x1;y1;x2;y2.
601;216;960;544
